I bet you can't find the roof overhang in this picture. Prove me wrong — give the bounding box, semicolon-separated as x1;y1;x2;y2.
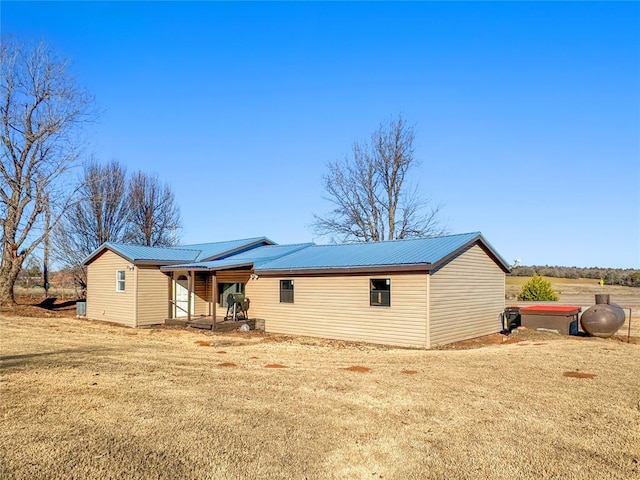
161;262;255;272
83;244;131;266
255;263;432;277
199;238;276;261
83;244;197;267
427;234;511;274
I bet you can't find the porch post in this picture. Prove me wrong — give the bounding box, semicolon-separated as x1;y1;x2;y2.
212;273;217;331
206;275;210;316
187;270;192;322
167;272;173;319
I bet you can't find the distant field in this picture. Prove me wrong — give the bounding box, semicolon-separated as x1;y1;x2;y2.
506;276;640;312
13;286;79;300
506;276;601;286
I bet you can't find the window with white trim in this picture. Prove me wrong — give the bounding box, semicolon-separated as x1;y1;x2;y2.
116;270;126;292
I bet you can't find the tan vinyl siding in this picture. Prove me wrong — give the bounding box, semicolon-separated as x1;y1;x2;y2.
429;244;505;347
86;250;135;326
216;271;251;284
193;273;209;316
246;274;427;347
135;266;169;326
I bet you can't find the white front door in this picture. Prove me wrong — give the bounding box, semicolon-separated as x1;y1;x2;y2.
175;275;191;317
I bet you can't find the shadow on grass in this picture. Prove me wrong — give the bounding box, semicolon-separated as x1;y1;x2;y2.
0;347;113;369
37;298;78;310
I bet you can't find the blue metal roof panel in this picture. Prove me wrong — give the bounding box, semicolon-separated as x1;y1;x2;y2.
256;233;483;271
162;243;314;271
103;243;201;263
84;237;277;265
180;237;274;261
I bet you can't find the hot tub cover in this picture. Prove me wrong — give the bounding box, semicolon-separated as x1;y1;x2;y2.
519;305;581;316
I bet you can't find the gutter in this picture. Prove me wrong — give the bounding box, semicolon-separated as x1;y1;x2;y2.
255;263;433;277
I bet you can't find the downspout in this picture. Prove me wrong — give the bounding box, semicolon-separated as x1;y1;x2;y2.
503;271;506;313
206;275;210;316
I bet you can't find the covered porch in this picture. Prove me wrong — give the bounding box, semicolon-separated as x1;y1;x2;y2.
162;265;258;331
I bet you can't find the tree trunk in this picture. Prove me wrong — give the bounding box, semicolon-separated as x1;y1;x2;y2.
0;254;23;305
43;194;51;299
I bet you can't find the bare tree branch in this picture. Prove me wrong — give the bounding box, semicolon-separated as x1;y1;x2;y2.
51;159;129;290
312;114;446;243
125;171;181;247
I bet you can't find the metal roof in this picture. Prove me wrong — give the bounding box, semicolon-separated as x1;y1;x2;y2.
84;233;509;274
90;243;201;264
83;237;275;266
161;243;314;271
179;237;275;261
256;232;510;273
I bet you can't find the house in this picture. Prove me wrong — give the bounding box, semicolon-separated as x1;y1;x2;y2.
83;232;509;348
83;237;275;327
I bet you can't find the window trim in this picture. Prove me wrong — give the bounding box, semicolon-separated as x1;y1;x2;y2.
279;279;294;303
116;270;126;292
369;278;390;307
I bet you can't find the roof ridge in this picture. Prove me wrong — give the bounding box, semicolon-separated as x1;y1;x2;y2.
260;242;314;248
104;241;200;252
312;232;480;247
180;236;270;247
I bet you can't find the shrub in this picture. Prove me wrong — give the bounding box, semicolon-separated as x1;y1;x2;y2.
517;275;558;301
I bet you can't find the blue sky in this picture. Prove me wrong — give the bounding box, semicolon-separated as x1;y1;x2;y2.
3;1;639;268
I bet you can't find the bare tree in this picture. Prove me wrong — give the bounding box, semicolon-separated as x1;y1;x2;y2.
52;159;129;291
313;114;445;242
0;38;93;305
125;171;181;246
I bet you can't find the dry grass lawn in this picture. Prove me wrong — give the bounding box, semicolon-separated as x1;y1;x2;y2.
1;314;639;479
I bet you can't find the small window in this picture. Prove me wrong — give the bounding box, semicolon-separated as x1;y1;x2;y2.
116;270;126;292
370;278;390;307
280;279;294;303
218;283;245;306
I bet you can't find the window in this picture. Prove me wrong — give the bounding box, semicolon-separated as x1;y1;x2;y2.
116;270;126;292
218;283;245;306
370;278;390;307
280;279;294;303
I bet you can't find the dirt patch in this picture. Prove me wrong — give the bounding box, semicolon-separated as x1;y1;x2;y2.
563;371;596;379
264;364;288;369
216;351;227;354
438;332;519;349
401;370;418;375
255;333;396;351
194;340;210;347
217;362;237;367
343;366;371;373
613;335;640;345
